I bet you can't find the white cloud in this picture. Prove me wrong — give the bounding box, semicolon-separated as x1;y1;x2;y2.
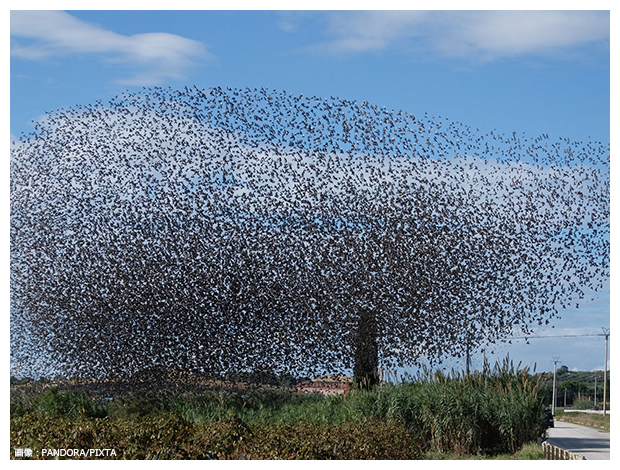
319;11;429;53
10;10;209;86
276;11;315;33
436;10;610;60
312;10;609;61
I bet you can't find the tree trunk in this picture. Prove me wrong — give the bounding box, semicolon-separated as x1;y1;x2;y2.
353;307;379;389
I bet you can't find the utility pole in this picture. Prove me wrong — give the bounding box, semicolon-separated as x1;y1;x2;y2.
466;341;470;375
594;374;597;407
551;357;561;415
602;328;609;416
564;388;567;408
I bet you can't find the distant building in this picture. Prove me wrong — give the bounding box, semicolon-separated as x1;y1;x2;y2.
296;374;352;396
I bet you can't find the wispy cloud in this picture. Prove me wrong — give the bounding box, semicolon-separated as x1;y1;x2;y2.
318;10;430;54
303;10;609;61
10;10;210;86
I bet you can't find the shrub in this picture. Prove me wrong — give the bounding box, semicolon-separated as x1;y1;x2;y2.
32;387;107;419
11;360;548;459
571;399;595;410
11;412;421;460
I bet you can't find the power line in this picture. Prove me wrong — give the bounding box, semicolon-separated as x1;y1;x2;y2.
507;333;608;340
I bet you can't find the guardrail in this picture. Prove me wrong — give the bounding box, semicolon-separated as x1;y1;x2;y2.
542;441;585;460
563;409;610;415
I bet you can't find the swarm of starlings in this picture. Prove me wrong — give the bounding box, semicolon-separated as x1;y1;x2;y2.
10;86;609;382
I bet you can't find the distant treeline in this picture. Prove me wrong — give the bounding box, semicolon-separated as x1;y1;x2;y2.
536;368;610;408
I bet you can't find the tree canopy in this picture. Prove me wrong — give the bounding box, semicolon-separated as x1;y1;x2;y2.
10;86;609;380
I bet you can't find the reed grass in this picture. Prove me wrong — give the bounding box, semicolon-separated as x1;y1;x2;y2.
11;358;549;457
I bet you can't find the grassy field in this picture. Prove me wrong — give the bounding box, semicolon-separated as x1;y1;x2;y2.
422;442;544;460
11;360;550;460
554;410;610;432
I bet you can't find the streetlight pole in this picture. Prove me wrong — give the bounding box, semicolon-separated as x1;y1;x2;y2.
602;328;609;416
551;356;560;415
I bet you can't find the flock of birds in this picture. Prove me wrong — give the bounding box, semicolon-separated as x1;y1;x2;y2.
10;85;609;381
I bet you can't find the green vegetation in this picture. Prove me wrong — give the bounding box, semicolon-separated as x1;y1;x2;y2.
422;442;544;460
11;360;549;460
537;369;610;409
554;410;610;432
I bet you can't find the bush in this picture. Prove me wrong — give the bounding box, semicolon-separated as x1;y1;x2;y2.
375;359;549;455
233;420;421;459
11;412;421;460
10;360;548;459
32;387;107;419
571;399;596;410
107;390;174;421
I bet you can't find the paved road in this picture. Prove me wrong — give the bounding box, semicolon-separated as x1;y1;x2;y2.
546;420;610;460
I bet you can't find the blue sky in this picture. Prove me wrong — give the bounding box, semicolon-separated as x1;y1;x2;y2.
8;5;612;374
10;8;611;146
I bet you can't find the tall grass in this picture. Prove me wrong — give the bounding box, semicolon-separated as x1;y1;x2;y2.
386;358;548;454
11;359;549;457
12;386;108;419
